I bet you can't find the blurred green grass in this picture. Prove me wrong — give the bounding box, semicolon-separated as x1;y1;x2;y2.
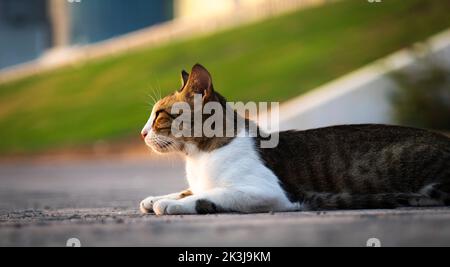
0;0;450;155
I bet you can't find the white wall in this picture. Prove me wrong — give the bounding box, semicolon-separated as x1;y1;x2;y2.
258;29;450;132
279;77;396;131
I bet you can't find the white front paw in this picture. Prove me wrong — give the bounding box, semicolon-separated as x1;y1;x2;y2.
140;196;159;214
153;199;177;216
153;199;195;215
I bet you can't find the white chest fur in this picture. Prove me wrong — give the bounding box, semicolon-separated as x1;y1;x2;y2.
184;132;300;212
185;131;287;197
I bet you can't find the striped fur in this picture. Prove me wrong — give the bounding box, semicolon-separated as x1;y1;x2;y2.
257;125;450;210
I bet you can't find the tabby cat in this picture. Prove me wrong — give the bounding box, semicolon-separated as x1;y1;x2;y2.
140;64;450;215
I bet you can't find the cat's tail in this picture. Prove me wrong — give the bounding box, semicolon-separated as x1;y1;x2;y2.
302;191;447;211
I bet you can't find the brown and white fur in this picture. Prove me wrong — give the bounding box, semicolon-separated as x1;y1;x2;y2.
140;64;450;215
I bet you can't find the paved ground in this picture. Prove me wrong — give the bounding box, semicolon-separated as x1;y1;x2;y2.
1;158;450;247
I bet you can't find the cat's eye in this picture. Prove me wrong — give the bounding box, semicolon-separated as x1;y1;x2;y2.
154;109;177;123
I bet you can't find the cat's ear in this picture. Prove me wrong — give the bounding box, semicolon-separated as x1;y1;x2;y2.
183;64;213;101
180;70;189;89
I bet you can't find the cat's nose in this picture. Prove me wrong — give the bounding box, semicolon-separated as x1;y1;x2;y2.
141;130;148;140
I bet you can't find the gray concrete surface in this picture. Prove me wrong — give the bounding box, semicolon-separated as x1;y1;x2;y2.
1;158;450;247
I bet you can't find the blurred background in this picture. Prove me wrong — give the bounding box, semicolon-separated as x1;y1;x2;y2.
0;0;449;157
0;0;450;246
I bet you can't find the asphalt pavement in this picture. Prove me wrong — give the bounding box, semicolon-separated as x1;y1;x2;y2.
1;157;449;247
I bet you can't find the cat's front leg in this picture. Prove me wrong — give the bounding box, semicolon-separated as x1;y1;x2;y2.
153;187;298;215
140;189;192;214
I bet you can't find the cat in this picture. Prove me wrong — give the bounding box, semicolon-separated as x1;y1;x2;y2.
140;64;450;215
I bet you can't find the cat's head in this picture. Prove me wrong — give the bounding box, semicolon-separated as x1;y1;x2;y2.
141;64;230;154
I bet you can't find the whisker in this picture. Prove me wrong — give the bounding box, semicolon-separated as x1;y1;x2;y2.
153;136;179;152
142;89;155;110
156;80;162;101
146;83;158;106
147;93;157;107
153;136;172;146
149;85;159;104
153;82;161;102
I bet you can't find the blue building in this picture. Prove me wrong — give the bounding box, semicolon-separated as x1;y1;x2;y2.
68;0;173;45
0;0;173;70
0;0;51;69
